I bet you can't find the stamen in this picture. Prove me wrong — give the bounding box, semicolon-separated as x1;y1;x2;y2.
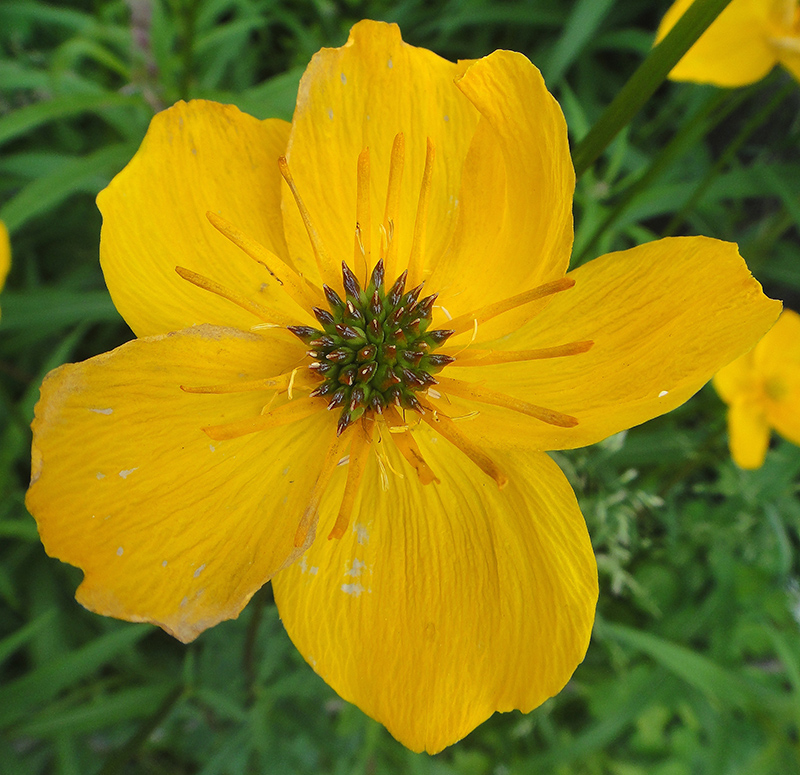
328;420;371;540
407;137;435;288
202;396;322;441
446;340;594;366
294;426;354;547
446;277;576;336
354;148;371;282
382;133;405;276
385;406;439;485
435;375;578;427
180;370;314;394
278;156;339;285
175;266;296;327
417;398;507;488
206;211;325;310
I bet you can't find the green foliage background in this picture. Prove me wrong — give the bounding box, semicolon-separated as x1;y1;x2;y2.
2;0;800;772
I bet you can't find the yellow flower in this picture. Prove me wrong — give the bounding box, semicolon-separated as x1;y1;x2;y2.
656;0;800;86
0;220;9;320
27;21;779;753
713;309;800;468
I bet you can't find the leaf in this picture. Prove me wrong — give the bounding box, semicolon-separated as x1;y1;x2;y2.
0;93;143;149
0;609;56;668
0;143;138;233
603;622;795;720
15;684;178;738
544;0;616;86
0;624;152;729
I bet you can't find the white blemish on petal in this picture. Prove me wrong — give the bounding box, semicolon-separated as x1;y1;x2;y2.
327;108;333;120
193;564;206;578
658;390;669;398
387;57;393;68
345;558;366;577
282;467;290;476
209;444;216;452
444;114;449;122
90;408;113;415
96;472;105;480
299;556;308;573
180;597;188;608
116;546;124;557
162;560;168;568
119;467;138;479
341;582;364;596
309;566;319;575
340;72;347;83
354;523;369;545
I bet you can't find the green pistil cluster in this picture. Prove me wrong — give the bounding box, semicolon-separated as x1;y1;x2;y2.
289;259;454;435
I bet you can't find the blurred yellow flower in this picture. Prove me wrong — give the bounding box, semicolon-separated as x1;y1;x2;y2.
27;21;780;753
714;309;800;468
656;0;800;86
0;220;9;320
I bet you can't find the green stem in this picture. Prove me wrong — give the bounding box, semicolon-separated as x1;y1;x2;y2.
662;79;796;236
573;88;745;267
572;0;735;178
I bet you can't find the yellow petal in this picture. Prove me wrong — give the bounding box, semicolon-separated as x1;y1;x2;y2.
439;237;780;451
97;100;302;338
282;20;480;285
777;47;800;83
655;0;778;86
272;426;597;754
0;220;9;320
756;308;800;446
27;325;336;643
728;400;770;469
712;348;756;405
426;50;574;332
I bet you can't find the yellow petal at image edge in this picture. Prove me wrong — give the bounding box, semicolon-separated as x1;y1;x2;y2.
0;220;9;320
755;308;800;447
27;325;331;643
272;426;598;754
444;237;781;452
97;101;300;338
655;0;777;86
727;401;771;469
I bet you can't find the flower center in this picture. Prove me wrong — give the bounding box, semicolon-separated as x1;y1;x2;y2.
288;258;454;436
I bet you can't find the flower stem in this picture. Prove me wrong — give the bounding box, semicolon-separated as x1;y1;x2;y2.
572;0;735;178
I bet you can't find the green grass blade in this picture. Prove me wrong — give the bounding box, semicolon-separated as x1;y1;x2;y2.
604;622;794;719
572;0;734;177
0;609;56;668
1;290;120;334
0;93;144;149
0;624;152;729
544;0;616;86
16;684;179;738
0;143;138;233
